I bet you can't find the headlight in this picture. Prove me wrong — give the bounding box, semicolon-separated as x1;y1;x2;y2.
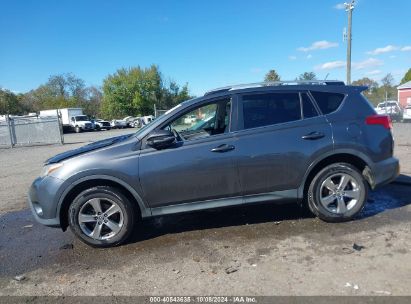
40;163;63;177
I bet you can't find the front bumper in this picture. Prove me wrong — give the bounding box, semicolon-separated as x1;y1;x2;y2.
28;176;64;228
371;157;400;188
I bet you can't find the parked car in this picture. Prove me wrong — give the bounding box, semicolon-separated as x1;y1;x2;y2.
403;105;411;122
110;119;127;129
143;115;154;125
130;117;143;128
29;81;399;247
375;101;402;122
123;116;136;128
93;119;111;130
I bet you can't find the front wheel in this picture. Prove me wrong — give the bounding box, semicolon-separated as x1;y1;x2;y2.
68;186;135;247
75;126;81;133
307;163;368;222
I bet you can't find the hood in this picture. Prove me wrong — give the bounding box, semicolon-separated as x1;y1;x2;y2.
46;134;134;164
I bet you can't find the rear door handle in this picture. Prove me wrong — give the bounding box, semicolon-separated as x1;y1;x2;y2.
211;144;235;153
302;131;325;140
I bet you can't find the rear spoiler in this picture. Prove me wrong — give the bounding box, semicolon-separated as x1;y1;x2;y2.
352;85;368;92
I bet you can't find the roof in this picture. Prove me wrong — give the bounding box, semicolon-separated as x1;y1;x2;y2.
204;80;367;97
398;81;411;89
204;80;345;96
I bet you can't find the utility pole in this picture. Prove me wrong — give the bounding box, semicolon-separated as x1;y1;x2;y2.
345;1;355;85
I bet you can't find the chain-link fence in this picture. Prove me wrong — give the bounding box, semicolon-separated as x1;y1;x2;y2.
0;115;63;148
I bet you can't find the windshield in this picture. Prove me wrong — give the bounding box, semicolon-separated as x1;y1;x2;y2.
75;115;89;121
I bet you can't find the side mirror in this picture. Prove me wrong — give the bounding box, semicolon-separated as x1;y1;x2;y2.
147;129;176;149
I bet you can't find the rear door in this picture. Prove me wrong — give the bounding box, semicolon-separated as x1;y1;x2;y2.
233;90;333;197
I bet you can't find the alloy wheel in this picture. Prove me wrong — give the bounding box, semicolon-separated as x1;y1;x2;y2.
78;198;124;240
319;173;362;214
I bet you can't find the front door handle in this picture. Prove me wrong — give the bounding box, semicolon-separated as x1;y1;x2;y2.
211;144;235;153
302;131;325;140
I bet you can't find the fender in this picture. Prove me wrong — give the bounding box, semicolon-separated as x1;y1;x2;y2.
297;148;373;199
56;174;151;219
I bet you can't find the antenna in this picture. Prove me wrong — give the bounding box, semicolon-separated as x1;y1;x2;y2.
325;73;330;80
343;27;347;42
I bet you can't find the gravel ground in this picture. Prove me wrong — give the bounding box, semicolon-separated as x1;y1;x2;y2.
0;124;410;296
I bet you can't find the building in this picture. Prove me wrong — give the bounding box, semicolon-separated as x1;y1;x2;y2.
397;81;411;108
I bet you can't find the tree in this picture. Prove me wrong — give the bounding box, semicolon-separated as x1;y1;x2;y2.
264;69;281;82
101;65;192;119
352;77;380;105
400;68;411;84
380;73;397;101
0;89;25;114
351;74;398;106
82;86;103;118
298;72;317;81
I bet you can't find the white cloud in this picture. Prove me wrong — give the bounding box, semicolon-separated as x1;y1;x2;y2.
315;60;346;70
401;46;411;51
367;45;398;55
306;54;313;59
389;55;396;59
366;70;382;76
297;40;339;52
352;58;383;70
334;3;346;9
288;55;297;60
315;58;383;71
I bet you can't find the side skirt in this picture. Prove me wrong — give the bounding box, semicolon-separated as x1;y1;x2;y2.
150;189;298;217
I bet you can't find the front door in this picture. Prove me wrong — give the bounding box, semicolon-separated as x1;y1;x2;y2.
138;97;242;208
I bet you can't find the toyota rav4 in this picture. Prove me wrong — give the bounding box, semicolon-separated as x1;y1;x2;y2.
29;81;399;247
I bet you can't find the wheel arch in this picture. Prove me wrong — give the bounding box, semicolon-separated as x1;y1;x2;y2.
58;175;150;231
299;151;373;201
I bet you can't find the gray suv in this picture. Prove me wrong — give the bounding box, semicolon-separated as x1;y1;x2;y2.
29;81;399;247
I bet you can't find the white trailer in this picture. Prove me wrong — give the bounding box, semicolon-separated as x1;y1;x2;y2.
39;108;93;133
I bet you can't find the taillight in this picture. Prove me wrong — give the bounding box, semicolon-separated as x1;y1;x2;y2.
365;114;392;129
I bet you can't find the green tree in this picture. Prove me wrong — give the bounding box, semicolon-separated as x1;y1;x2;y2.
102;65;162;119
0;89;23;114
102;65;192;119
400;68;411;84
298;72;317;81
264;69;281;82
20;73;87;112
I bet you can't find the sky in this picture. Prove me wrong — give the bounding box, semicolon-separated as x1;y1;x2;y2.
0;0;410;96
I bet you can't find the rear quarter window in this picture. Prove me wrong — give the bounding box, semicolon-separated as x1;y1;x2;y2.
310;91;345;114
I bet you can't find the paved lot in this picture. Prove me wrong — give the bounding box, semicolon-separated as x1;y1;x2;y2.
0;125;410;296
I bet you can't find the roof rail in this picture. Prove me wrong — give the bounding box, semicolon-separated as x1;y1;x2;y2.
204;80;345;96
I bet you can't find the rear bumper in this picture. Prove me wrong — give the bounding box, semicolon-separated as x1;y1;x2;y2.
28;176;63;228
371;157;400;188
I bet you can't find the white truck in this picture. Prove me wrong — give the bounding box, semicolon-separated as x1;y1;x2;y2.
39;108;94;133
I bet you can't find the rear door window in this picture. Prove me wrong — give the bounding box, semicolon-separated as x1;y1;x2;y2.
301;93;319;118
241;92;301;129
310;91;345;114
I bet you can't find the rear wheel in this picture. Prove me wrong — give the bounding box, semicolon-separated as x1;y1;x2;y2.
68;186;135;247
307;163;368;222
75;126;81;133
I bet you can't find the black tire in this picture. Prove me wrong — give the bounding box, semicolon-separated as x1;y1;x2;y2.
75;126;81;133
68;186;135;247
307;163;368;223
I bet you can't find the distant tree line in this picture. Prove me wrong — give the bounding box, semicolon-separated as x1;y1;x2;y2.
2;67;411;117
0;65;192;119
